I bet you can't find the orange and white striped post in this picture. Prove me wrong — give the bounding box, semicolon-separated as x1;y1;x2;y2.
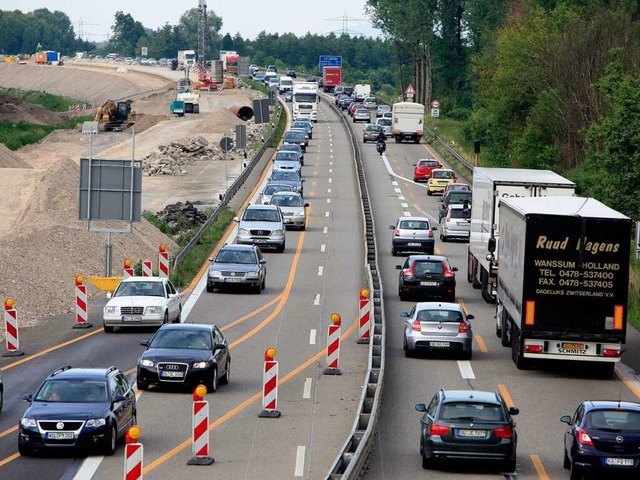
142;261;152;277
259;347;281;418
123;259;134;278
323;313;342;375
124;426;143;480
73;275;92;329
357;288;371;344
158;244;169;278
187;384;215;465
3;298;24;357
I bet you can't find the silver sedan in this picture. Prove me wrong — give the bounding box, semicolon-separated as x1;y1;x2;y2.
269;192;309;230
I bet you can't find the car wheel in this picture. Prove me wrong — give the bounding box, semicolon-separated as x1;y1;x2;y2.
399;291;407;301
391;245;397;256
404;338;413;358
136;379;148;391
422;452;435;469
261;277;266;290
174;307;181;323
463;350;472;360
220;358;231;385
569;460;584;480
503;456;516;473
254;283;261;294
18;442;32;456
440;233;447;242
300;224;306;231
131;411;138;428
0;388;3;412
427;189;432;196
103;323;114;333
447;291;456;302
363;138;367;143
563;449;571;469
276;243;285;253
208;367;219;393
206;284;214;293
103;424;117;456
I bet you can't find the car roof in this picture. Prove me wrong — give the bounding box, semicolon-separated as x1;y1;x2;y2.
583;400;640;411
121;276;165;283
397;216;430;222
219;244;257;252
156;323;214;333
271;191;302;198
48;366;118;380
439;390;502;405
247;204;279;210
415;301;464;311
406;254;449;262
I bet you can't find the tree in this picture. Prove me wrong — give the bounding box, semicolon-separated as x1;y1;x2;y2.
110;11;146;56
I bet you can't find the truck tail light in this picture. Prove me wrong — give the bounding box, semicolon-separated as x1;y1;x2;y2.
576;427;594;446
429;423;450;436
524;344;543;353
412;320;421;332
613;305;624;330
602;349;621;357
493;426;513;438
525;301;535;326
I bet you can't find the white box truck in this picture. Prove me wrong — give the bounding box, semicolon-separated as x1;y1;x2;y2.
467;168;576;303
391;102;425;143
292;82;319;122
496;196;630;373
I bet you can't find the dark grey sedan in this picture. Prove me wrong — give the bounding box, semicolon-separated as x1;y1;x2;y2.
271;170;304;196
207;244;266;293
283;130;307;152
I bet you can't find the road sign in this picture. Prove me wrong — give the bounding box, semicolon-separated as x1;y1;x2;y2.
405;83;416;95
431;108;440;118
220;137;234;152
431;100;441;108
319;55;342;72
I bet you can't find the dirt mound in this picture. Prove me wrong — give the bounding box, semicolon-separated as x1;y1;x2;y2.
133;113;167;133
0;143;32;168
0;92;64;125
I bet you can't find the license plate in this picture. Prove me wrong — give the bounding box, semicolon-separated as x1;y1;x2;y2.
46;432;74;440
407;243;421;247
562;342;585;350
430;342;450;347
605;458;634;466
457;429;487;438
420;281;438;286
254;239;268;243
160;371;184;378
122;316;142;322
225;278;242;283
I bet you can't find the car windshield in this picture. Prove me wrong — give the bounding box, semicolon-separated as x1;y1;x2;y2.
586;410;640;431
433;170;453;179
449;208;471;219
264;185;291;195
272;171;299;181
378;119;391;126
417;309;463;322
441;403;505;423
448;192;472;202
367;125;382;132
150;329;212;350
215;249;256;264
35;380;108;403
399;220;429;230
276;152;299;161
280;145;301;153
413;260;444;275
243;208;281;222
292;122;308;129
285;131;304;140
114;281;165;297
419;160;439;167
281;80;293;86
271;194;303;207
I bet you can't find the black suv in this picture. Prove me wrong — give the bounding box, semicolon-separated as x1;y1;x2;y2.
415;389;519;471
19;366;136;456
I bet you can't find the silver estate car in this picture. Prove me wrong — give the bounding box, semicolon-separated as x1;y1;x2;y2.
235;205;286;252
402;302;474;359
440;203;471;242
269;192;309;230
390;216;437;256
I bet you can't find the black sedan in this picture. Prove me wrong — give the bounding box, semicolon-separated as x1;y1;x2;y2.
562;400;640;478
397;255;457;301
136;324;230;393
416;389;519;471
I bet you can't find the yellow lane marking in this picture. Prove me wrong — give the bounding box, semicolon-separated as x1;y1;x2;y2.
310;191;315;197
312;180;317;186
476;335;488;353
393;159;397;164
498;384;514;408
144;319;359;474
616;366;640;399
458;299;467;313
0;453;20;468
435;247;442;254
413;203;420;210
222;294;283;331
409;192;414;198
404;182;409;188
530;455;550;480
313;171;318;177
0;426;18;439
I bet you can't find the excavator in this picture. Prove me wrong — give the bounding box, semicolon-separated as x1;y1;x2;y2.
94;99;136;132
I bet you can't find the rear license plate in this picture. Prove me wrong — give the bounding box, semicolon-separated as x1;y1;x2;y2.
562;342;585;350
420;281;438;286
225;278;242;283
160;371;184;378
457;429;487;438
605;458;634;466
430;342;450;347
407;243;421;247
46;432;74;440
122;316;142;322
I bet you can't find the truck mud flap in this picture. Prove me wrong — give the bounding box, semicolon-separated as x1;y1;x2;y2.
481;268;496;303
511;327;530;370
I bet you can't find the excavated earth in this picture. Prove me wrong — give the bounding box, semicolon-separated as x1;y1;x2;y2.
0;61;266;328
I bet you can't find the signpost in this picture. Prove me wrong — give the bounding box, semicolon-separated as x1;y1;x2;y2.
405;83;415;102
220;137;234;190
430;99;440;118
319;55;342;73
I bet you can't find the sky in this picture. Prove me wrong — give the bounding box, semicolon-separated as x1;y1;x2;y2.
2;0;381;41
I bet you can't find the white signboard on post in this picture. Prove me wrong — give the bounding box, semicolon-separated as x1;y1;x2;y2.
431;108;440;118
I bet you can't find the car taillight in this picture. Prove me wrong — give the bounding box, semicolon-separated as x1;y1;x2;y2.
576;427;594;446
446;210;452;222
429;423;450;436
443;265;455;278
493;426;513;439
394;229;400;237
412;320;421;332
403;267;415;278
458;322;468;334
429;230;434;238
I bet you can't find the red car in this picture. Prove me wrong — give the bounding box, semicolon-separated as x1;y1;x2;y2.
413;158;443;182
348;102;364;116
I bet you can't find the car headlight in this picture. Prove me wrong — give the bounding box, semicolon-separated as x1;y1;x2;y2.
104;306;118;315
297;211;306;216
193;361;210;369
247;271;259;278
272;229;284;236
85;418;107;428
140;359;154;368
294;185;302;191
21;418;37;428
239;228;250;236
145;306;163;315
209;270;222;277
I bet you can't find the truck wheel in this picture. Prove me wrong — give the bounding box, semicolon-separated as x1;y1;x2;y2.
512;328;530;370
481;269;495;303
501;314;511;347
194;105;200;113
467;252;474;283
414;136;420;144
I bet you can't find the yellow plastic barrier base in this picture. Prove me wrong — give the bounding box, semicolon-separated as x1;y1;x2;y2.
87;276;123;292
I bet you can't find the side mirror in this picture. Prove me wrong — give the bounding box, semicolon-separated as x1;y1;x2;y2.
22;394;33;403
509;406;520;416
560;415;572;424
438;198;443;202
395;265;402;270
208;257;215;262
259;259;267;264
466;314;475;320
389;225;395;230
304;203;310;207
415;403;427;412
400;312;410;318
233;217;240;223
432;226;438;231
488;236;496;253
451;267;459;272
114;394;126;403
214;343;227;350
140;340;150;347
106;292;113;299
412;164;416;167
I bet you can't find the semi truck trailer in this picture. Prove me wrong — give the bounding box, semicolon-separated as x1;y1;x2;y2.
496;196;630;373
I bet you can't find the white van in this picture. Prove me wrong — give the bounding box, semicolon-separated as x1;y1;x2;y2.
264;70;278;86
278;76;294;94
354;84;371;101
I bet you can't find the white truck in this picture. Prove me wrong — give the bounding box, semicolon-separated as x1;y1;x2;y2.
177;50;196;69
468;168;576;303
353;84;371;101
292;82;319;122
175;78;200;113
391;102;425;143
278;76;294;94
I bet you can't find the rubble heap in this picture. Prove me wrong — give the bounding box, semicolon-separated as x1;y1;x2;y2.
156;201;208;234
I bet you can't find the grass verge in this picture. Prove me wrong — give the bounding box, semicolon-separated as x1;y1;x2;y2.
0;87;90;111
0;116;94;150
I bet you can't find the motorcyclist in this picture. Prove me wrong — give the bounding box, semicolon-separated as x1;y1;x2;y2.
375;130;387;154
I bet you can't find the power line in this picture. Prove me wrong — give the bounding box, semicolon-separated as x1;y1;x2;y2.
75;18;99;41
323;10;368;36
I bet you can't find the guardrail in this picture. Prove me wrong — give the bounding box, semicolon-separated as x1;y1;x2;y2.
324;94;386;479
423;125;474;175
171;103;282;272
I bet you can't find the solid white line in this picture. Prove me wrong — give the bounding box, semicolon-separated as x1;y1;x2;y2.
321;244;326;252
403;211;411;216
318;266;324;276
295;446;306;477
323;227;328;234
303;378;312;399
309;329;317;345
314;294;320;305
457;361;476;379
401;203;409;208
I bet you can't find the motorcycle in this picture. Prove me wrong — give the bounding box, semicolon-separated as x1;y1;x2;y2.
376;141;386;155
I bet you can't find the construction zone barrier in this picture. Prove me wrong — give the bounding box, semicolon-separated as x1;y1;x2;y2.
124;426;143;480
323;313;342;375
142;261;152;277
73;275;92;329
124;259;134;278
3;298;24;357
158;244;169;278
357;289;371;344
259;348;281;418
187;385;215;465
